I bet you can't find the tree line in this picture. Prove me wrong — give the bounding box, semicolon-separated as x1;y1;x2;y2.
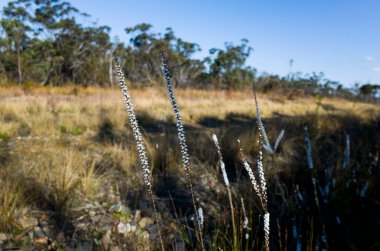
0;0;379;100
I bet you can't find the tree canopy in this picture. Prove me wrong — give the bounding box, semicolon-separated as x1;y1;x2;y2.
0;0;378;100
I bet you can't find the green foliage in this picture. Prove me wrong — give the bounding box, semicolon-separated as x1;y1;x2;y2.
207;39;255;89
59;124;67;133
0;131;9;140
359;84;380;99
71;127;84;135
122;24;204;87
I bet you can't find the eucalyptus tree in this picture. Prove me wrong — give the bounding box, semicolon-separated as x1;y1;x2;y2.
0;0;33;86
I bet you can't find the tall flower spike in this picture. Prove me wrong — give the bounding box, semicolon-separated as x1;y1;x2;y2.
257;133;268;211
253;86;285;154
198;207;204;229
253;88;273;154
212;133;237;249
160;52;205;251
303;127;314;170
343;133;350;169
257;131;270;250
212;134;230;187
264;212;270;251
113;52;164;251
303;126;320;210
241;197;249;240
237;139;265;209
273;129;285;152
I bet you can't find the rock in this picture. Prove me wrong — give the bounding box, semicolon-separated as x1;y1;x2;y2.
126;223;137;233
57;232;65;243
79;241;93;251
139;217;153;229
39;221;49;227
33;236;48;248
76;223;87;229
117;222;127;234
102;230;112;250
19;217;38;229
134;210;142;222
33;227;45;238
141;231;149;239
0;233;7;244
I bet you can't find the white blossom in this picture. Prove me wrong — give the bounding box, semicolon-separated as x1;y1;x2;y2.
242;160;262;200
243;216;249;230
212;134;230;187
114;55;151;187
274;129;285;152
359;180;369;198
303;127;314;170
264;213;270;249
114;54;165;251
257;148;267;209
343;133;350;169
198;207;204;228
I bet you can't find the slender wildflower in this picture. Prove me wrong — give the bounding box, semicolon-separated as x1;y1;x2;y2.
238;135;269;249
212;134;237;250
273;129;285;152
257;133;270;251
303;127;319;209
237;139;265;209
113;52;164;251
303;126;329;249
359;180;369;198
321;225;327;251
241;197;249;240
304;127;314;170
253;86;285;155
160;52;205;250
198;207;204;229
257;136;268;211
343;133;350;169
253;88;273;154
264;212;270;251
212;134;230;187
292;218;302;251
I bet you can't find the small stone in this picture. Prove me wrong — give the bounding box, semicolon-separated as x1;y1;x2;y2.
139;217;153;229
57;232;65;243
33;227;45;238
117;222;127;234
33;236;48;248
141;231;149;239
134;210;142;222
126;223;137;233
102;230;112;250
79;241;93;251
19;217;38;229
0;233;7;244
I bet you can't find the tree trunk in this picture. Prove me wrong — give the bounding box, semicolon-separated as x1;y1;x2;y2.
16;41;22;87
109;52;113;86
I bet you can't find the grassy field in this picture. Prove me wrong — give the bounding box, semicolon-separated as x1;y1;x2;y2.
0;86;379;250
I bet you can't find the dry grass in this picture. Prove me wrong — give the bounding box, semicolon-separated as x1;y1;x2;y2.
0;85;378;249
0;86;378;139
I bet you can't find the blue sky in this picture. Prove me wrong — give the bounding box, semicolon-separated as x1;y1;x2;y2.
2;0;380;86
